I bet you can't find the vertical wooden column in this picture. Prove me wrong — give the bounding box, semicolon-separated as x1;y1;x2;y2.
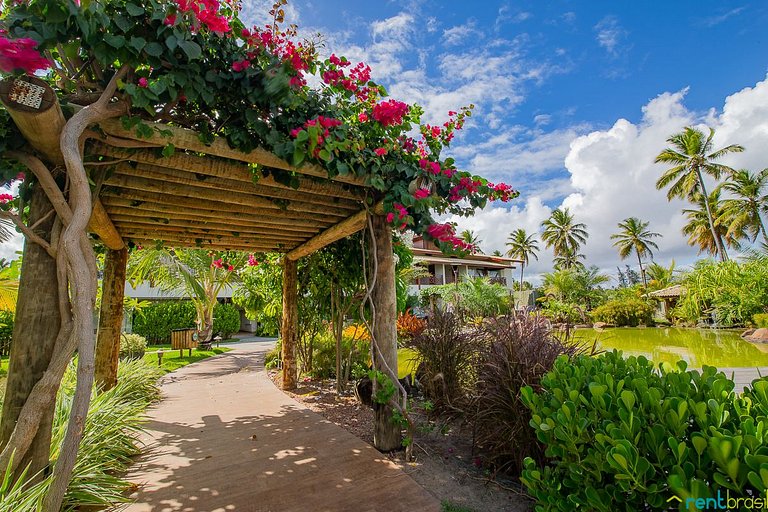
370;214;401;451
281;257;298;390
0;186;60;479
94;247;128;391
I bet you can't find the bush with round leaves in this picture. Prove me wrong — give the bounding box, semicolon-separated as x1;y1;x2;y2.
521;350;768;511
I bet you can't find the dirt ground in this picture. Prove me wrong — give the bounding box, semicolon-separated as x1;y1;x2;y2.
271;372;532;512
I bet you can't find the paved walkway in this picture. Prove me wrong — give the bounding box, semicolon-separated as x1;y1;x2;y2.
118;340;439;512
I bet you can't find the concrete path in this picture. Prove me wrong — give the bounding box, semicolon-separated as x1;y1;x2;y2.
118;340;440;512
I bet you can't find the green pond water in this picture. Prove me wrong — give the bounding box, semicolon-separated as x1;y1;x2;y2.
572;328;768;368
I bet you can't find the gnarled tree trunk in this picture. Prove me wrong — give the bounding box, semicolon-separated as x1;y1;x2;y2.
0;185;61;481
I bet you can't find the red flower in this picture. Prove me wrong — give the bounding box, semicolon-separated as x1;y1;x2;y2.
358;112;369;123
413;188;430;200
232;59;250;72
227;264;234;271
211;258;223;269
0;193;14;204
374;147;387;156
138;77;148;88
372;99;409;127
248;254;259;266
0;36;51;74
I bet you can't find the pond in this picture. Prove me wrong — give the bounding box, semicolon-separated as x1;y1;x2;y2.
572;327;768;368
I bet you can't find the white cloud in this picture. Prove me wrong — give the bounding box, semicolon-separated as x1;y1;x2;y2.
594;16;628;57
442;21;480;47
239;0;302;28
444;76;768;282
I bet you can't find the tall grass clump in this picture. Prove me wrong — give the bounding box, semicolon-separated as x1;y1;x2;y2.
472;314;594;474
0;358;162;511
404;310;481;412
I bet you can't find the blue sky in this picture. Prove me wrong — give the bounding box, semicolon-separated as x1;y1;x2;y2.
4;1;768;280
237;0;768;279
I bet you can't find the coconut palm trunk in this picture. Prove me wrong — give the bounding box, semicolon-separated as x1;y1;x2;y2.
695;166;728;261
636;249;647;289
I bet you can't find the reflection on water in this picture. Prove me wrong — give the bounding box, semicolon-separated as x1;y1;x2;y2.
572;328;767;368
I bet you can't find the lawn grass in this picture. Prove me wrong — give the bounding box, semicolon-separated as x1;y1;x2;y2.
144;345;232;373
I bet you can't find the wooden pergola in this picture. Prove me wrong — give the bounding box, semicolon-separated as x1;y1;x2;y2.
1;76;402;454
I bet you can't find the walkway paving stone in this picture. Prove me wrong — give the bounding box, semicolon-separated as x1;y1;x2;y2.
117;341;440;512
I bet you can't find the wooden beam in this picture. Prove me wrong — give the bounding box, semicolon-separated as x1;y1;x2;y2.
0;78;124;248
94;248;128;391
99;200;332;232
96;118;368;187
115;226;298;248
89;142;366;201
111;163;361;211
285;202;384;261
109;215;313;241
126;237;284;252
87;199;125;250
103;173;353;218
281;257;298;390
370;214;401;451
100;188;342;223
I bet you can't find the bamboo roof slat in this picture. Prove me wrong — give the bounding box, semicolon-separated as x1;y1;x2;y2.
96;118;368;187
109;215;313;241
89;142;367;201
110;163;361;211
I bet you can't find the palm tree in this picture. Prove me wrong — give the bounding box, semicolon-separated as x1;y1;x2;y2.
682;189;742;256
553;247;585;271
610;217;662;288
505;228;539;293
645;260;676;289
128;249;246;342
459;229;483;253
541;207;588;261
654;126;744;261
719;168;768;244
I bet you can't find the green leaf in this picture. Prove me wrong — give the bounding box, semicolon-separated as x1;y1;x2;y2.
166;35;178;51
612;453;628;470
129;37;146;52
125;3;145;16
162;144;175;158
145;42;164;57
620;390;635;410
103;34;126;49
296;130;308;142
178;40;202;60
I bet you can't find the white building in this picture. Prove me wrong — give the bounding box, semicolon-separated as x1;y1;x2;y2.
408;236;520;296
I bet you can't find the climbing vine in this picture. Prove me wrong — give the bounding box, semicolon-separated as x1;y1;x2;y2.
0;0;518;254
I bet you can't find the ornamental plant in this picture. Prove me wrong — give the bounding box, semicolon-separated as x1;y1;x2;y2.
0;0;517;254
521;351;768;511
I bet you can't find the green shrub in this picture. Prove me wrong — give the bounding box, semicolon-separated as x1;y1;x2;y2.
0;359;162;510
265;340;282;370
521;351;768;511
310;329;368;380
539;300;585;324
119;333;147;360
591;298;654;326
213;303;240;339
132;300;196;343
472;315;592;474
0;309;13;356
754;313;768;328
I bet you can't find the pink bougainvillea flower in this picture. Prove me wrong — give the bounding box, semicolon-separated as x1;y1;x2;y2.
374;147;387;156
0;36;51;74
385;212;395;223
0;193;14;204
138;77;148;88
413;188;430;200
164;14;177;26
227;264;234;271
358;112;369;123
231;59;250;72
248;254;259;266
211;258;224;269
372;99;409;127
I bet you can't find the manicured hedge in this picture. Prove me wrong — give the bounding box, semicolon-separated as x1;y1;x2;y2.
213;303;241;339
132;301;196;343
591;298;654;326
521;351;768;511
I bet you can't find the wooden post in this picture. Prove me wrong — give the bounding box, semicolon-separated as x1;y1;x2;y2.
281;257;298;390
94;247;128;391
370;214;401;451
0;186;60;480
